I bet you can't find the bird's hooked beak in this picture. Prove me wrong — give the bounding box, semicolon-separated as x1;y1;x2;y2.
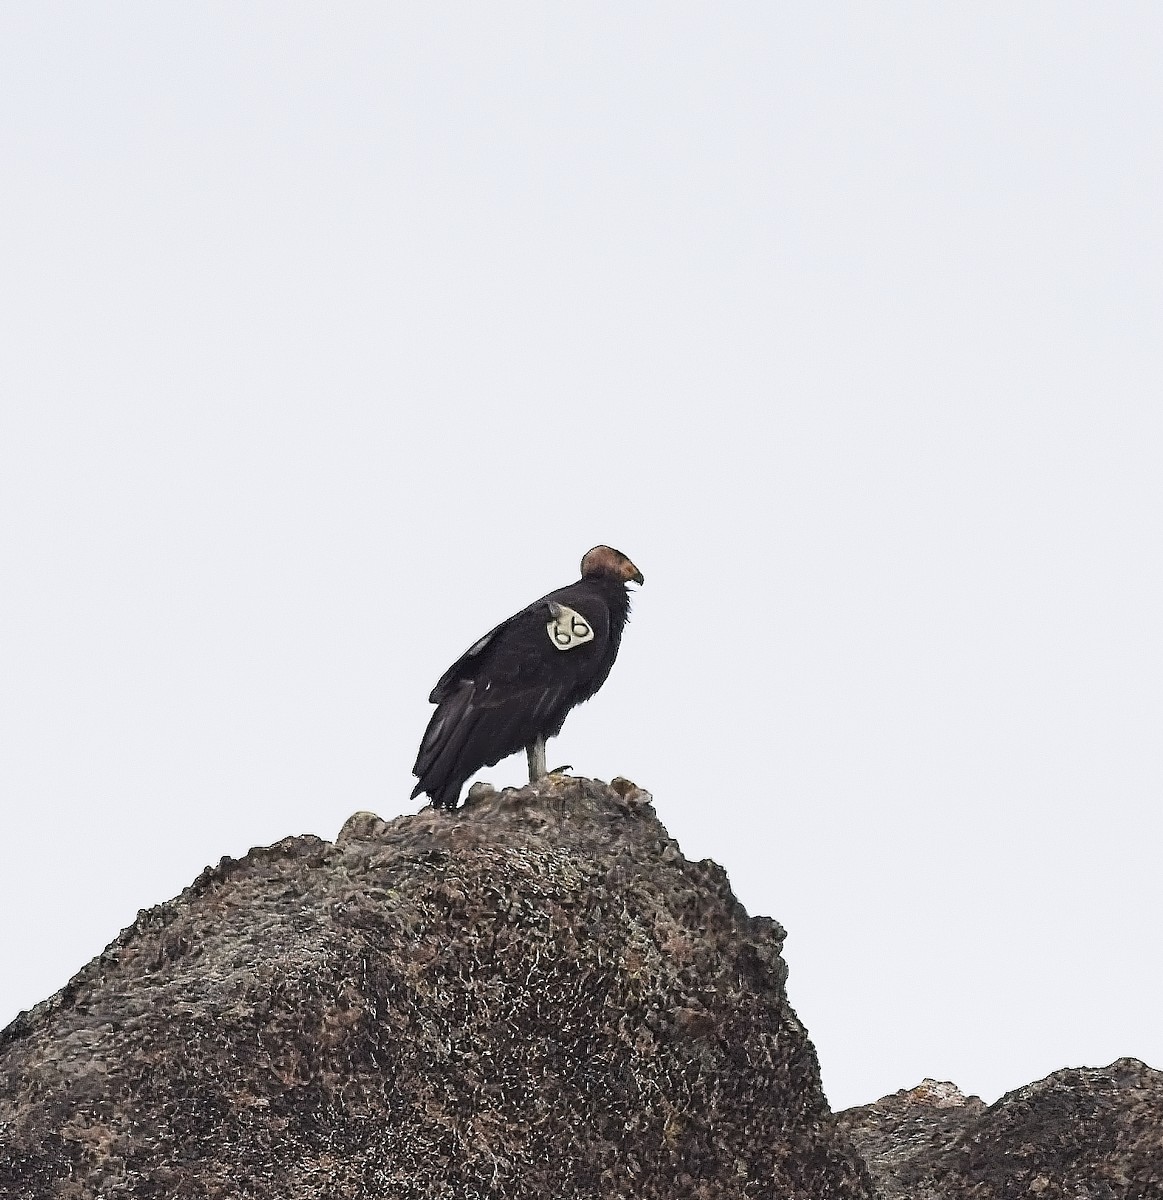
626;564;645;586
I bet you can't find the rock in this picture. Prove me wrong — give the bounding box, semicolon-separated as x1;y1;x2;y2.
462;781;498;806
838;1057;1163;1199
0;776;872;1200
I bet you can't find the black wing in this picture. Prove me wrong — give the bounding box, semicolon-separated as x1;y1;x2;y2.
427;610;523;704
412;585;612;807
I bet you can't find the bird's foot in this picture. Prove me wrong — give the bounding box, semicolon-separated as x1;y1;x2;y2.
547;764;573;776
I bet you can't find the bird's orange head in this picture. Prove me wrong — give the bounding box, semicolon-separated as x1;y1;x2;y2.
580;545;644;586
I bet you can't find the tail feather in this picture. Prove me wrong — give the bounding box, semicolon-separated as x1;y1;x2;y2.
411;682;569;810
412;683;477;808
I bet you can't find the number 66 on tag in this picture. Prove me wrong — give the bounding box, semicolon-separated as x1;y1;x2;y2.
546;602;595;651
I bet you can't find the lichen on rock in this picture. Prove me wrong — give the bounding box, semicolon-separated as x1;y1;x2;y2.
0;776;871;1200
838;1057;1163;1199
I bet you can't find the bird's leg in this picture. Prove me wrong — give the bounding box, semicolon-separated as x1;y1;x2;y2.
526;735;547;782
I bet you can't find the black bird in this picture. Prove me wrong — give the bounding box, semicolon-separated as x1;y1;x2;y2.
411;545;644;809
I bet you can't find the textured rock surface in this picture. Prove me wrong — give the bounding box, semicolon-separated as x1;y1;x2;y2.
838;1058;1163;1199
0;776;872;1200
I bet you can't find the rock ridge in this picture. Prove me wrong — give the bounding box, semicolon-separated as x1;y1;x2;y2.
7;775;1158;1198
0;775;871;1200
838;1057;1163;1199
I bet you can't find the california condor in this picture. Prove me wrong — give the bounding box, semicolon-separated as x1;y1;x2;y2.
411;545;644;810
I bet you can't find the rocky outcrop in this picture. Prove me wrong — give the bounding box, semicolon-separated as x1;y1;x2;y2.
6;773;1160;1199
838;1058;1163;1199
0;776;871;1200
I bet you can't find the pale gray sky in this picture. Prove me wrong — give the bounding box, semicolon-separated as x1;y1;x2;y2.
2;4;1161;1111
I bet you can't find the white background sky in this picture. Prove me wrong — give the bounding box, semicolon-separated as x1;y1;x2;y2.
2;5;1161;1113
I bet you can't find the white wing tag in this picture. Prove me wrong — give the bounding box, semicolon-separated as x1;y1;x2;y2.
546;603;595;651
